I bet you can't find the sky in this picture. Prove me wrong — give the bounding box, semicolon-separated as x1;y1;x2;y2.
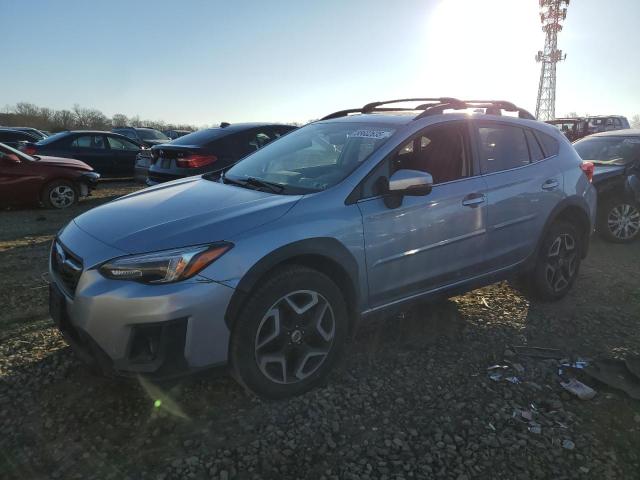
1;0;638;126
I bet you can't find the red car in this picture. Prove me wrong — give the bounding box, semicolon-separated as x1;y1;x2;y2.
0;142;99;209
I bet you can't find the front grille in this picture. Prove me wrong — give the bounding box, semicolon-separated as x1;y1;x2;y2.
51;241;83;297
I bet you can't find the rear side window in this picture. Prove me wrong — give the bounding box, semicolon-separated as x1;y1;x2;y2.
171;128;228;146
107;136;140;151
525;130;545;162
533;131;559;158
477;124;530;174
72;135;106;149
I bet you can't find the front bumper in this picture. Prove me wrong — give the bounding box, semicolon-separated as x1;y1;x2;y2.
49;234;235;379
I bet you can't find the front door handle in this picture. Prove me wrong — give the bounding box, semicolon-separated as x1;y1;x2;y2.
542;179;559;191
462;193;485;207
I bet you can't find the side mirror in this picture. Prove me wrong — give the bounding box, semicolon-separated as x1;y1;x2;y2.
382;169;433;208
388;169;433;196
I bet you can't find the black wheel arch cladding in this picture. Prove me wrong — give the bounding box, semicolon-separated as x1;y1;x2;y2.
224;238;360;330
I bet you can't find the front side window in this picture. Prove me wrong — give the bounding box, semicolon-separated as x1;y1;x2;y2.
72;135;106;149
224;122;396;194
478;124;530;174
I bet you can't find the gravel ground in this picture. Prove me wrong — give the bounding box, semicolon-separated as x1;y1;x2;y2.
1;182;640;479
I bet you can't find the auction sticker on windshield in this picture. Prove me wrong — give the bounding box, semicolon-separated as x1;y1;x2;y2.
347;129;393;139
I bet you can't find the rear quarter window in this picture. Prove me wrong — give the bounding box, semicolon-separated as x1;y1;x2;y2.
533;130;560;158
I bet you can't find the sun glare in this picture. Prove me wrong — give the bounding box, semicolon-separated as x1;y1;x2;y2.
423;0;541;106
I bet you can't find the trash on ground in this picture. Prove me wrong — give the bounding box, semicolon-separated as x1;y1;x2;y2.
481;296;490;308
528;423;542;434
487;364;510;371
505;376;521;384
512;346;565;359
562;439;575;450
489;372;503;382
561;378;597;400
513;409;533;422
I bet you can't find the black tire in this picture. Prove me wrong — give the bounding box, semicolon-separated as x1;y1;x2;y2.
42;180;78;209
527;221;582;301
230;265;348;399
597;197;640;243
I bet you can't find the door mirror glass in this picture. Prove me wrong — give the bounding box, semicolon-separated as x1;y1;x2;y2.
387;169;433;196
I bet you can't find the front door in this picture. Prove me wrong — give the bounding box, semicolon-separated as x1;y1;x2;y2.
357;121;489;308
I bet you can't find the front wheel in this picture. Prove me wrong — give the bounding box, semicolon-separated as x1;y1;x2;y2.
597;197;640;243
42;180;78;209
528;221;582;301
230;266;348;399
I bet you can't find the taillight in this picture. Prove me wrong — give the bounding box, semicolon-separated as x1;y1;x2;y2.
580;161;594;183
176;154;217;169
22;144;37;156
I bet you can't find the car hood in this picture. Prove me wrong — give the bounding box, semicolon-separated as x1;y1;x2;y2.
34;155;93;171
73;176;302;254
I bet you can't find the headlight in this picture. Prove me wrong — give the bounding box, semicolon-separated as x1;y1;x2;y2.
99;243;232;284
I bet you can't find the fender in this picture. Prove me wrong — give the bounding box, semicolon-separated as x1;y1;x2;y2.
224;238;361;329
526;195;592;270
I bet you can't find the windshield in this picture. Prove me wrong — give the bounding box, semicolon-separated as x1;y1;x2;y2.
0;142;34;161
225;122;396;194
137;129;169;141
574;137;640;165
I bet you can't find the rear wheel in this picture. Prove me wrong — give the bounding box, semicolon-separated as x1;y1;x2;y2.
42;180;78;209
528;221;582;301
230;265;348;399
597;197;640;243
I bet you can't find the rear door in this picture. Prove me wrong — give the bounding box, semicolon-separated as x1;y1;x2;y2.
473;121;564;268
106;135;141;176
69;134;111;174
357;121;489;307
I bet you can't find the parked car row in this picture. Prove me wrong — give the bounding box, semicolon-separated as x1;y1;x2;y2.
546;115;630;142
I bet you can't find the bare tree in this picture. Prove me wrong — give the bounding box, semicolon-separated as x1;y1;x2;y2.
631;114;640;129
112;113;128;127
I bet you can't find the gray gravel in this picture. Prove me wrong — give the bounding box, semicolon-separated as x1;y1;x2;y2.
1;238;640;479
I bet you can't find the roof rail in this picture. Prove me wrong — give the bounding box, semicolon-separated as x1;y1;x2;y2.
321;98;535;121
414;100;535;120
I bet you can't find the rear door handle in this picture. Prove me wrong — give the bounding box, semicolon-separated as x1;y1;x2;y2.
542;179;559;191
462;193;485;207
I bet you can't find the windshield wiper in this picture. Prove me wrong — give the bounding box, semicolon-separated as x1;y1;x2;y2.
218;172;284;193
242;177;285;193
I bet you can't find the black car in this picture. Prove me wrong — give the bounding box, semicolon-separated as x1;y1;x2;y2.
112;127;171;148
21;130;145;177
574;129;640;243
146;122;296;185
0;128;41;148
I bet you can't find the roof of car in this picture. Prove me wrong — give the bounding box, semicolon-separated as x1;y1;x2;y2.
589;129;640;138
587;115;627;119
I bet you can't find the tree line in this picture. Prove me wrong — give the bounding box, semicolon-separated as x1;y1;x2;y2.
0;102;198;133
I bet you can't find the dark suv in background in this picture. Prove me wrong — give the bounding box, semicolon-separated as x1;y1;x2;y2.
112;127;170;148
146;122;296;185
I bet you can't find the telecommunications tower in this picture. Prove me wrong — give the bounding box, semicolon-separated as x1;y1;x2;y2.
535;0;570;120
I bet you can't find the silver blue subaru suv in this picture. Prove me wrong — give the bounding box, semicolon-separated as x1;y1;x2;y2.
49;98;597;398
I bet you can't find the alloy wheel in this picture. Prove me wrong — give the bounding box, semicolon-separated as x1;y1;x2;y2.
254;290;336;385
544;233;578;293
49;185;76;208
607;203;640;241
